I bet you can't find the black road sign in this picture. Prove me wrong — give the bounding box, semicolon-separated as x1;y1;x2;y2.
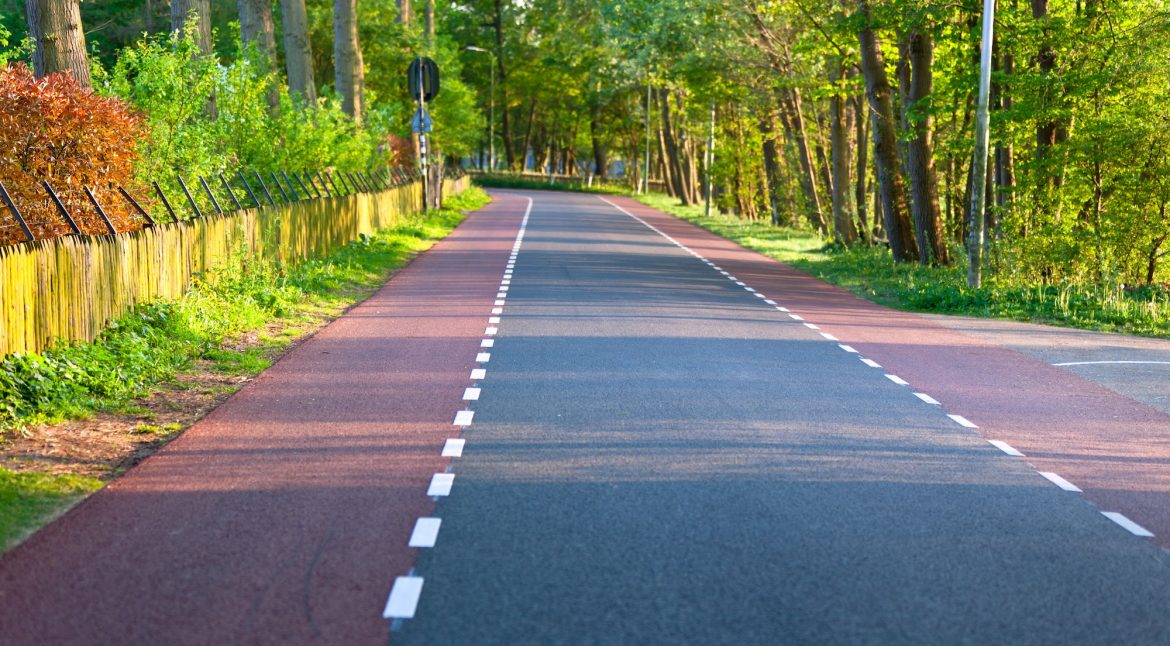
407;57;440;102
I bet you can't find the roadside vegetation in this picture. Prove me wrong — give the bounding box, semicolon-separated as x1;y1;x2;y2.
0;187;489;554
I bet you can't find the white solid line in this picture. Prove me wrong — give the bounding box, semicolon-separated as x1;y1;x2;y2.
764;299;777;305
476;352;490;363
480;339;495;348
470;368;486;380
789;314;804;321
947;413;978;428
886;374;910;386
428;473;455;496
1038;471;1082;492
488;316;500;324
453;410;474;426
1102;511;1155;537
820;332;838;341
441;438;465;457
485;327;498;335
861;358;881;368
804;323;820;330
491;307;503;314
988;439;1024;456
383;576;424;619
838;344;858;353
913;392;941;405
463;387;481;401
409;518;442;548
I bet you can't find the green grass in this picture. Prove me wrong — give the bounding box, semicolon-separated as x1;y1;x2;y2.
472;172;632;195
636;192;1170;338
0;469;102;552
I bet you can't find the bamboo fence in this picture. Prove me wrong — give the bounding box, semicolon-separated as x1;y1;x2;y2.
0;176;468;357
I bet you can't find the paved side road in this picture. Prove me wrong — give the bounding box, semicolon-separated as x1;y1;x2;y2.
395;191;1170;644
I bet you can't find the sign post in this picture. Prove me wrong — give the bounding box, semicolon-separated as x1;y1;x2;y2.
407;57;440;212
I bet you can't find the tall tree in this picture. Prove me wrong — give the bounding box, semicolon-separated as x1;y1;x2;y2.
334;0;365;123
898;24;948;264
238;0;280;112
280;0;316;105
25;0;91;87
170;0;212;54
398;0;413;27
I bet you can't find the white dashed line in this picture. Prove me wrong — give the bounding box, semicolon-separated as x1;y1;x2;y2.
1102;512;1154;537
488;316;500;324
481;339;494;348
491;307;503;314
764;299;777;305
860;358;881;368
820;332;838;341
496;292;506;299
427;473;455;496
501;279;511;285
476;353;490;363
453;410;474;426
789;314;804;321
745;287;756;292
408;518;442;548
885;374;910;386
470;368;486;380
1039;471;1082;492
499;286;509;292
777;306;790;312
947;414;978;428
913;392;941;405
838;344;858;353
462;388;481;401
383;576;424;619
803;323;820;330
988;439;1024;456
441;438;465;457
735;281;746;286
494;299;506;306
754;293;766;298
485;327;498;335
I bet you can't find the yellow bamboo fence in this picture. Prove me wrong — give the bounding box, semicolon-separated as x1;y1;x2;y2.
0;176;468;357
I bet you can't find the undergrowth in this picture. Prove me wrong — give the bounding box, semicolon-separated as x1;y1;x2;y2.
0;187;489;435
472;173;632;195
637;193;1170;338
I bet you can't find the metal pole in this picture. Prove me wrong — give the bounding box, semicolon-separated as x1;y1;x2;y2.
705;100;715;219
643;80;651;195
967;0;995;288
418;59;429;213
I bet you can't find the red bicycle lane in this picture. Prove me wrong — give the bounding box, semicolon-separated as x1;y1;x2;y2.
0;193;526;644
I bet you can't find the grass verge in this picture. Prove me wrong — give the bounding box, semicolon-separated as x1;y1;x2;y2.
636;192;1170;338
0;186;491;554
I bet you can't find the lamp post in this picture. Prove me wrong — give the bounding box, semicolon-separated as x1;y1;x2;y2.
465;46;495;171
967;0;995;287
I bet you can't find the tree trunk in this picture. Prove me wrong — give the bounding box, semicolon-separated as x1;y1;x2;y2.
760;114;785;226
334;0;364;124
830;62;859;245
590;104;607;176
520;99;537;171
26;0;90;87
398;0;412;26
425;0;435;45
281;0;316;105
492;0;515;169
899;27;948;265
238;0;280;113
857;0;917;261
657;126;676;198
658;89;692;205
853;93;871;243
993;46;1015;222
171;0;213;54
776;88;827;231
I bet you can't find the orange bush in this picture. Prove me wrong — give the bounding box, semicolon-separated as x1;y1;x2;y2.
0;63;148;246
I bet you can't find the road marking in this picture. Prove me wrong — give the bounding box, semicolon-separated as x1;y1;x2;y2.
492;307;503;314
453;411;474;426
735;281;746;286
1039;472;1082;492
476;352;490;363
501;279;511;285
499;286;509;292
789;314;804;321
947;414;978;428
720;271;730;276
820;332;838;341
481;339;495;348
838;344;858;353
463;387;481;401
745;287;756;292
485;327;498;335
470;368;486;380
913;392;941;405
754;293;766;298
489;316;501;324
712;265;722;270
777;306;790;312
1102;512;1154;537
861;358;881;368
383;576;424;619
1053;361;1170;367
428;473;455;496
804;323;820;330
409;518;442;548
764;299;777;305
885;374;910;386
442;438;465;457
494;299;506;306
988;440;1024;456
496;292;507;299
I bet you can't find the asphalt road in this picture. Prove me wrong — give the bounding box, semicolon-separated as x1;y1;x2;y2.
397;191;1170;644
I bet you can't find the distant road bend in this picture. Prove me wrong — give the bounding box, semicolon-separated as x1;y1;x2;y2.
5;190;1170;644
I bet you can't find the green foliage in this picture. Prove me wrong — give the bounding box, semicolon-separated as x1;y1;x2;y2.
0;468;102;553
473;174;631;195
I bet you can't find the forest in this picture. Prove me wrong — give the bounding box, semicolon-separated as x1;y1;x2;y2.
3;1;1170;287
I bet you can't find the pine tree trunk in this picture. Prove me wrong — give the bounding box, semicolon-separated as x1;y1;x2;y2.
238;0;280;114
281;0;316;105
170;0;213;54
334;0;364;124
899;27;948;264
26;0;91;87
857;0;917;261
